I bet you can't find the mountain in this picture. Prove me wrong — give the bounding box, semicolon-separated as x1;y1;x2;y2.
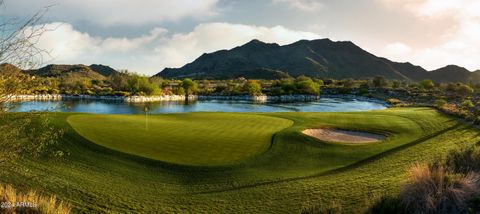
89;64;118;76
3;39;479;83
25;64;118;79
428;65;480;83
0;63;23;76
380;59;430;81
155;39;478;83
156;39;428;80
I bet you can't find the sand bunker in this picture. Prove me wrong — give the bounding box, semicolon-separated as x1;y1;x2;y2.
302;128;384;144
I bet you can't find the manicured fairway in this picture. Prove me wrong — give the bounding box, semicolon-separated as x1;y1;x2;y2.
67;113;293;166
2;108;479;213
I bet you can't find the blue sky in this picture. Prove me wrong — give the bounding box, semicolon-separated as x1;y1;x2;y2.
3;0;480;75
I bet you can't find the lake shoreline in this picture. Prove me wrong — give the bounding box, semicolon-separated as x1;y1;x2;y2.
11;94;322;103
11;95;388;114
9;94;387;105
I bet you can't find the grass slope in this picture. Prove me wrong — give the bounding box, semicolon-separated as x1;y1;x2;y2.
67;113;293;166
1;108;478;213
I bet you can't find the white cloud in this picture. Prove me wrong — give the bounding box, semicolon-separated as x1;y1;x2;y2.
101;28;168;52
272;0;323;12
3;0;219;26
32;23;101;61
31;22;320;75
384;42;412;60
154;23;320;68
377;0;480;70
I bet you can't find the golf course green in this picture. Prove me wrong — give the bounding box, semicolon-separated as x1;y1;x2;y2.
2;107;479;213
67;113;293;166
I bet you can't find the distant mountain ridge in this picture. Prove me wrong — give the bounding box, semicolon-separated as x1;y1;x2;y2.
156;39;479;83
428;65;480;83
26;64;118;79
1;39;479;83
0;63;118;79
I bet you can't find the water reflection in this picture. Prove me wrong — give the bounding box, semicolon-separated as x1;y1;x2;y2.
11;98;387;114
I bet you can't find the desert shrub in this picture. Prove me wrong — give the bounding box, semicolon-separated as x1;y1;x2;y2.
445;146;480;174
1;184;71;214
316;79;324;87
301;201;342;214
357;87;369;96
113;91;130;96
323;79;334;85
0;113;64;168
435;99;447;108
457;84;474;97
392;81;401;89
338;87;351;94
341;78;355;89
368;196;407;214
373;76;389;88
469;197;480;212
420;79;435;90
387;98;403;105
400;164;480;214
461;100;474;108
438;103;472;119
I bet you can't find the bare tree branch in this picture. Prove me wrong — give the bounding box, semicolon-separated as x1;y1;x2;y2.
0;1;54;110
0;1;53;68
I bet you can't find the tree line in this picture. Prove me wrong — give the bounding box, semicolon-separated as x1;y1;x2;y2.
2;65;480;98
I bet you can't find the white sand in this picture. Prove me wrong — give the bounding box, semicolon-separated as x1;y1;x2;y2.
302;128;384;144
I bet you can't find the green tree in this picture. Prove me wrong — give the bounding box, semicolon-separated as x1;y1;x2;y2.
373;76;389;88
243;80;262;96
108;72;129;91
182;78;198;95
127;74;161;96
176;87;185;95
141;81;161;96
420;79;435;90
456;84;474;97
127;74;142;94
59;74;92;94
281;80;297;95
149;77;163;88
295;76;320;95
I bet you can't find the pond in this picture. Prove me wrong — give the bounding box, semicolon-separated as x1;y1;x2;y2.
11;97;387;114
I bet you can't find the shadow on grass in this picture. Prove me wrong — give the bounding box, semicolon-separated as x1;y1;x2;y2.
193;123;462;194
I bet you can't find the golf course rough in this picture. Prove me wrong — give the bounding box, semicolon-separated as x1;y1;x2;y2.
67;113;293;166
4;107;479;213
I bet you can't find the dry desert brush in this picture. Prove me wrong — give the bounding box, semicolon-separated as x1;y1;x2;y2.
445;146;480;174
400;163;480;214
1;184;70;214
